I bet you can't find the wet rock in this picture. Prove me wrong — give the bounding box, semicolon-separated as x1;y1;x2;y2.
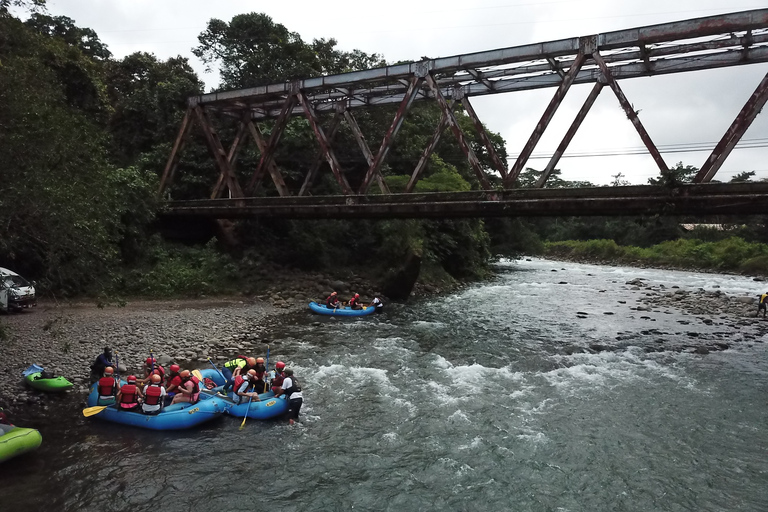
694;346;710;355
603;312;614;315
576;311;588;316
558;282;568;285
589;344;609;352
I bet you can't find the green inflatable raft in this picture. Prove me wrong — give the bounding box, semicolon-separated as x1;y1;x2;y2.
0;427;42;463
22;364;73;392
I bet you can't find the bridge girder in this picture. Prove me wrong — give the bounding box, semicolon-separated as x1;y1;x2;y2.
159;9;768;205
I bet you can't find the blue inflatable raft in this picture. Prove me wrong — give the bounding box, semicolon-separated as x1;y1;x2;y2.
198;369;289;420
309;301;376;317
86;384;228;430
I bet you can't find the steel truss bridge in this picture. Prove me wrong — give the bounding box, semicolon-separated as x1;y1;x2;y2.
160;9;768;220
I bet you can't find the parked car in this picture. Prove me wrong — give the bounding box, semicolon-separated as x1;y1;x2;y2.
0;267;36;312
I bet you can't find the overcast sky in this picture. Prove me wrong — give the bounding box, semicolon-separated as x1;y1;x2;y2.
39;0;768;185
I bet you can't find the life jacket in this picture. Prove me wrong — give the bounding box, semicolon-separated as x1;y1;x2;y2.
98;377;117;397
189;375;200;394
272;371;285;388
119;384;138;407
224;356;248;371
147;365;165;380
349;296;359;307
285;377;302;398
326;295;339;307
254;363;267;380
144;384;163;406
165;372;179;388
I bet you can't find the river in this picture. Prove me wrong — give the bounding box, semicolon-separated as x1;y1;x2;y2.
1;259;767;511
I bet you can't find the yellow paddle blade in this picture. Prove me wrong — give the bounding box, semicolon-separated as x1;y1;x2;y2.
82;405;108;417
239;415;248;430
192;369;203;381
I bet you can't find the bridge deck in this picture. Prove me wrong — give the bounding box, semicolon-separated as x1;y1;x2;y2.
163;183;768;219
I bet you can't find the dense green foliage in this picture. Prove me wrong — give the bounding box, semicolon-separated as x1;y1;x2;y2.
3;2;764;302
544;237;768;274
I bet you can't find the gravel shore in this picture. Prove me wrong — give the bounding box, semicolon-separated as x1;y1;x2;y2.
0;297;292;410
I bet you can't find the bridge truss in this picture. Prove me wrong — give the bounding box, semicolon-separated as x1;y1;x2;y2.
160;9;768;219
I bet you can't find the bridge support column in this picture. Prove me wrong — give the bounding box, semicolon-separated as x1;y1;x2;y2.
461;97;508;180
299;108;344;196
193;105;243;198
406;112;450;193
246;94;295;195
211;119;247;199
159;108;193;197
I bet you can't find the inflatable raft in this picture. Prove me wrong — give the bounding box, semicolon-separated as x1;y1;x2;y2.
22;364;73;392
309;301;376;317
198;369;288;420
86;384;228;430
0;427;42;463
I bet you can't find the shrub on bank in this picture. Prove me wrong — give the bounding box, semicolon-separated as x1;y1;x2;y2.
543;237;768;274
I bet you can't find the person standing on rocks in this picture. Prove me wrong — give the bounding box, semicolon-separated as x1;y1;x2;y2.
758;293;768;318
274;368;303;426
89;347;113;384
96;366;119;406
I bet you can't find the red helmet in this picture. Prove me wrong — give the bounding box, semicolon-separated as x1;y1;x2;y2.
170;364;180;373
150;374;162;384
256;357;264;364
104;367;114;375
355;293;359;298
145;357;156;365
127;375;137;383
276;361;286;370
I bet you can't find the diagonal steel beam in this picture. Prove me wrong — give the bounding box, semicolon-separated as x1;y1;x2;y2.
193;105;243;198
694;69;768;182
246;94;295;194
297;91;352;195
405;112;450;193
298;110;344;196
462;97;508;179
536;82;604;188
212;119;247;199
359;76;423;194
159;108;192;196
245;121;290;196
425;74;492;190
593;50;669;175
343;110;390;194
505;50;587;186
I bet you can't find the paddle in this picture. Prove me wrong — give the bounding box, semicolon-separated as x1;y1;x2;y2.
192;369;203;381
82;405;108;417
114;351;120;380
207;358;227;382
238;378;256;431
264;345;270;392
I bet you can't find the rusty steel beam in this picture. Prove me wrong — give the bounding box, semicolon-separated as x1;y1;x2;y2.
695;69;768;182
462;97;508;179
190;10;768;110
359;76;424;194
343;110;390;194
406;113;450;193
299;111;344;196
537;82;605;188
425;74;492;190
211;120;247;199
297;91;352;195
593;51;669;175
244;121;290;196
193;105;243;198
163;183;768;220
506;51;588;186
246;94;295;195
159;108;192;196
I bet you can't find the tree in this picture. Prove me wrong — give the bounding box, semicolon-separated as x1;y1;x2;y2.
648;161;698;187
730;171;755;183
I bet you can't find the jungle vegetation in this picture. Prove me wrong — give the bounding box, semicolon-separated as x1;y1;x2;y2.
2;1;766;300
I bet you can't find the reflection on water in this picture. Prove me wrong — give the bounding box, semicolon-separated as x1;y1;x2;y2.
2;259;768;511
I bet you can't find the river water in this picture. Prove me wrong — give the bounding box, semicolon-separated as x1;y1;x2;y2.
2;259;767;511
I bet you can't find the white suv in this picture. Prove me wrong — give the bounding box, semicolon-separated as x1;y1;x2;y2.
0;267;36;312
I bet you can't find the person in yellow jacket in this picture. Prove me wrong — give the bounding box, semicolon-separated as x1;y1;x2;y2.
758;293;768;318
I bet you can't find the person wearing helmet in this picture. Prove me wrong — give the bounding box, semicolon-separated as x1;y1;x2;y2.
89;346;113;384
142;356;165;384
117;375;143;411
251;357;268;393
274;368;303;425
96;366;119;405
223;355;250;380
348;293;363;310
326;291;341;309
270;361;287;394
171;369;201;405
232;369;262;405
142;373;166;415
